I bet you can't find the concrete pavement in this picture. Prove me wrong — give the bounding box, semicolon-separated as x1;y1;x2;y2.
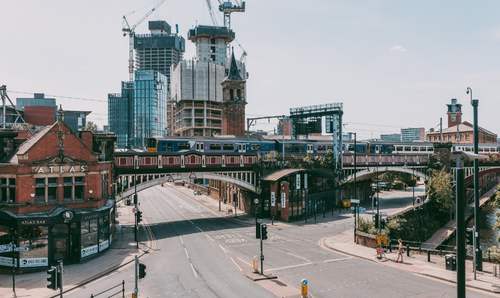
323;230;499;295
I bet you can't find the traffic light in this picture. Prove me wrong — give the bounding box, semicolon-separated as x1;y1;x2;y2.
261;224;268;240
466;228;473;245
46;266;57;290
380;218;386;229
256;222;261;239
139;263;146;279
133;194;138;205
136;210;143;223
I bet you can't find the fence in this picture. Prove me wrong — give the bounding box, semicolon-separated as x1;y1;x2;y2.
90;280;125;298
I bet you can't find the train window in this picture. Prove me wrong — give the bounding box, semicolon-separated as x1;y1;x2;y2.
195;143;204;151
404;146;411;151
318;145;326;151
307;144;314;152
178;143;190;150
223;144;234;151
251;144;261;151
411;147;418;152
209;144;222;150
427;147;433;152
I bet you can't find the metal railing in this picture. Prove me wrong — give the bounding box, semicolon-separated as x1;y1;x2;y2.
90;280;125;298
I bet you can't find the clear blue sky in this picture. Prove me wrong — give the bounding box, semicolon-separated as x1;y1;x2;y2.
1;0;500;139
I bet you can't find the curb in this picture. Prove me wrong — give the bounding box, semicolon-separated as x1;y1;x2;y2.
48;222;156;298
320;236;500;295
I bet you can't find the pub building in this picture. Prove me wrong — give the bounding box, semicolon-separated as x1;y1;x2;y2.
0;113;116;271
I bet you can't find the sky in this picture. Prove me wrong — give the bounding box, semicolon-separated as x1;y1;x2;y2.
1;0;500;139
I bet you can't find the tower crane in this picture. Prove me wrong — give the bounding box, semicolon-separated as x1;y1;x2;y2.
204;0;247;62
122;0;168;81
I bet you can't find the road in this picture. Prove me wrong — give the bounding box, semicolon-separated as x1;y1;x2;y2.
66;184;494;298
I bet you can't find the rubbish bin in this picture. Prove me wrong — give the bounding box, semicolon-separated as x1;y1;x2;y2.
445;254;456;271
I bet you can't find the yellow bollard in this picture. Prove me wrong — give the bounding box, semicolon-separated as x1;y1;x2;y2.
301;279;308;298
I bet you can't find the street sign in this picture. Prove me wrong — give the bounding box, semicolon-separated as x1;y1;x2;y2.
350;199;360;204
0;244;29;253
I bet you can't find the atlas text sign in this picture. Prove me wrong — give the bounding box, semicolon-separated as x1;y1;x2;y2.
32;164;88;174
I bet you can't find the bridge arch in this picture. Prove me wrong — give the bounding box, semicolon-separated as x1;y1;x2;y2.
116;171;259;200
341;166;429;185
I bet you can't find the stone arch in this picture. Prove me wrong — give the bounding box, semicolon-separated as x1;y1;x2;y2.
341;166;428;185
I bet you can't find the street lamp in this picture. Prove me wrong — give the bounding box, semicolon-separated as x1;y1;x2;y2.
254;198;259;226
467;86;483;272
452;151;487;298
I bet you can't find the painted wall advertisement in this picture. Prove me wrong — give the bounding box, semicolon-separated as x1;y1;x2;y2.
81;245;98;258
281;192;286;209
99;240;109;251
0;256;14;267
270;192;276;207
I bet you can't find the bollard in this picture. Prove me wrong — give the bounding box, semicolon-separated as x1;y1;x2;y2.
301;279;308;298
488;249;491;262
122;280;125;298
427;251;431;262
252;256;259;273
406;244;410;257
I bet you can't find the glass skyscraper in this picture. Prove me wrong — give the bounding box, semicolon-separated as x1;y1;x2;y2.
132;70;168;147
108;82;134;148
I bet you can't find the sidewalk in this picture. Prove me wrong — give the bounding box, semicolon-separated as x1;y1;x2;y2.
0;202;151;298
422;186;497;250
322;230;500;294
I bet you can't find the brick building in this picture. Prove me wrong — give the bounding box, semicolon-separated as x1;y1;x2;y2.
426;98;497;144
0;114;116;270
221;52;246;136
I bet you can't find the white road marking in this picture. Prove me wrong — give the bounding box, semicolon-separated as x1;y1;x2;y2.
190;263;199;278
237;257;252;267
266;262;313;272
323;256;352;263
286;252;311;263
184;247;190;259
230;257;243;272
218;244;228;253
179;236;184;245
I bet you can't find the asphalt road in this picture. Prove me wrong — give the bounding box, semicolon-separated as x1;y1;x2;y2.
66;185;494;298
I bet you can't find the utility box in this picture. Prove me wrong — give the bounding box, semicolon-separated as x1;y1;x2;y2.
445;254;456;271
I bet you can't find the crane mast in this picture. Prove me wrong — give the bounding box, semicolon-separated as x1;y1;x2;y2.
122;0;168;81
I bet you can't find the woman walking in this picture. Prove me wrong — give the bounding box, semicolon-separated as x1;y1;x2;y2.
396;239;404;263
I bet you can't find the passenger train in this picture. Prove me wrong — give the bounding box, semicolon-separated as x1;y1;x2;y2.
145;136;500;157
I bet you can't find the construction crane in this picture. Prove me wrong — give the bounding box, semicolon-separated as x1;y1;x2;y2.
218;0;245;29
204;0;247;63
122;0;168;81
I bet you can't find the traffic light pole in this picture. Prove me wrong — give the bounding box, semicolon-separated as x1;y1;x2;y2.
58;261;64;298
260;225;264;275
471;98;483;271
134;174;138;249
455;158;466;298
134;255;139;298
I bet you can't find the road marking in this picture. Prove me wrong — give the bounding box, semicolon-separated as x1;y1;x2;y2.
237;257;252;267
230;257;243;272
218;244;228;253
286;252;311;263
266;262;313;272
179;236;184;245
323;256;352;263
190;263;199;278
184;247;190;259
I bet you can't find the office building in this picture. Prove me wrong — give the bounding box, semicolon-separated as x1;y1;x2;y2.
16;93;56;111
132;70;168;147
134;21;185;85
401;127;425;142
108;82;134;148
63;110;90;133
380;133;401;142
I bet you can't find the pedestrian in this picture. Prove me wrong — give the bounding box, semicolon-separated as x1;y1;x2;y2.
396;239;404;263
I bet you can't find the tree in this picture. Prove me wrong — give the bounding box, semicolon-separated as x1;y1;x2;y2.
426;170;453;210
85;121;98;132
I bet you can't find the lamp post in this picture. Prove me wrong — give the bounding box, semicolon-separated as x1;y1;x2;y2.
353;132;357;228
454;153;466;298
467;86;483;271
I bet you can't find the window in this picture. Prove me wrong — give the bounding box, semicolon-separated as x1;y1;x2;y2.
209;144;222;151
230;89;234;100
34;177;58;203
222;144;234;151
18;225;48;265
0;178;15;203
63;176;85;201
